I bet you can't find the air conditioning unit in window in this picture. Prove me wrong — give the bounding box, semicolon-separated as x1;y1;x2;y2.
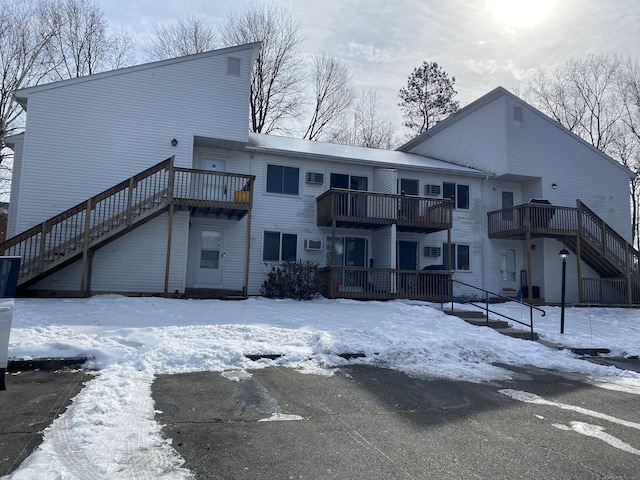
424;184;441;196
305;172;324;185
423;246;441;257
304;239;323;251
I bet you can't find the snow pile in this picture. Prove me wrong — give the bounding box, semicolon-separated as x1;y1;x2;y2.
4;296;640;479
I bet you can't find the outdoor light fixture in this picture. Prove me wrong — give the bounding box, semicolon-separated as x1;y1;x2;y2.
551;183;558;190
171;138;178;147
559;248;569;333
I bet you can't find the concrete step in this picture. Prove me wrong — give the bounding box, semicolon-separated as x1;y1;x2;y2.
441;308;538;341
462;317;510;329
495;328;539;341
443;310;486;319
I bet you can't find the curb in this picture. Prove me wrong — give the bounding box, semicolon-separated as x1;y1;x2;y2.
6;356;89;372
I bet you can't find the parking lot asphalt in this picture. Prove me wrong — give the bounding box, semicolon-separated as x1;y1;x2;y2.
2;361;640;479
152;364;640;479
0;369;91;477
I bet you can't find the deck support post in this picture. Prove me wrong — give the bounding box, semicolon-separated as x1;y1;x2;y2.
525;205;533;302
576;202;584;303
80;199;93;295
243;207;252;297
164;160;175;297
331;218;337;299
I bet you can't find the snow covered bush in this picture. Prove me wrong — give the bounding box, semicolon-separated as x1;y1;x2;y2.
261;260;320;300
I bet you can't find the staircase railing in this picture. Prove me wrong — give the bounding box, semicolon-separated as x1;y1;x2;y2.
577;200;640;279
442;279;546;341
0;158;174;286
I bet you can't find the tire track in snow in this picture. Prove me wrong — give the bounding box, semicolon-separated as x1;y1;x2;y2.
6;367;193;479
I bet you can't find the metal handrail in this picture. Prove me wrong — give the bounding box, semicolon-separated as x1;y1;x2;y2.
442;279;546;341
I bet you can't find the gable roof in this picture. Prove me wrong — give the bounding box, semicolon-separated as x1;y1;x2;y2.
248;133;488;177
399;86;635;179
14;42;261;109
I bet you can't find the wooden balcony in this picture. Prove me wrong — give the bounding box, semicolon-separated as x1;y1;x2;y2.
319;266;452;302
0;157;255;289
487;202;578;240
488;200;640;304
317;189;452;233
173;167;254;220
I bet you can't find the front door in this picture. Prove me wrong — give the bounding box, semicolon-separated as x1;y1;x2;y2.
500;248;518;294
195;227;224;286
398;241;418;294
202;157;226;201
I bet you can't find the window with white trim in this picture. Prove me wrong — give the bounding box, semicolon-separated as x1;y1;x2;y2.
442;243;470;271
263;231;297;262
267;164;299;195
443;182;470;209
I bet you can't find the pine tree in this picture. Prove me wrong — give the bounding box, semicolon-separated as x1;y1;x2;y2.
398;61;459;135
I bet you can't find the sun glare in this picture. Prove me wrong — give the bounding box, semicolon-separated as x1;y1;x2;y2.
486;0;557;29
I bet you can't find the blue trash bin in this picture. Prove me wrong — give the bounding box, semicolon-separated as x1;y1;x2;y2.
0;256;20;391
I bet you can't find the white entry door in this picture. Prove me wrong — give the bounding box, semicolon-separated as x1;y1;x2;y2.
195;227;224;286
500;248;518;294
202;157;226;201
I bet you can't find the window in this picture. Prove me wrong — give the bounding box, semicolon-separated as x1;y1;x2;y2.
263;231;297;262
326;237;367;267
330;173;368;191
267;164;299;195
442;243;470;271
443;182;470;209
400;178;419;196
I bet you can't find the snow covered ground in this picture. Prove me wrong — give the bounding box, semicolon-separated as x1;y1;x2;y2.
3;295;640;479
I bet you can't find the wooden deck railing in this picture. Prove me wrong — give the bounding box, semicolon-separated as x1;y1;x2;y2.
319;266;452;301
0;157;255;287
317;189;452;232
487;203;578;238
488;200;640;304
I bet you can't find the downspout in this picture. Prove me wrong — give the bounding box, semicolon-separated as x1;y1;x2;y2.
243;150;254;296
481;175;489;291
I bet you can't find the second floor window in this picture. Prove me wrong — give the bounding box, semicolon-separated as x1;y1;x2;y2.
267;164;299;195
443;182;470;209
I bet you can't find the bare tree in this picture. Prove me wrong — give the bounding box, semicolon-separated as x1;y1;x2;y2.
302;53;354;141
1;0;56;174
525;54;640;246
398;61;459;135
46;0;135;80
526;54;623;153
145;16;218;61
332;89;396;149
220;3;304;134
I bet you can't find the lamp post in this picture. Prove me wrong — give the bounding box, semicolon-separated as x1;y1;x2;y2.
559;248;569;334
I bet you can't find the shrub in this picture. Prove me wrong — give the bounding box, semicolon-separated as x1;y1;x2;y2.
261;260;320;300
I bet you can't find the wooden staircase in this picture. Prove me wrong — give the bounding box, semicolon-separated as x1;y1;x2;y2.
0;157;254;292
488;199;640;304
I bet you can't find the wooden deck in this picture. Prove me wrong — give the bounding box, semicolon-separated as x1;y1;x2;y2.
0;157;255;289
317;189;452;233
488;200;640;304
319;266;452;302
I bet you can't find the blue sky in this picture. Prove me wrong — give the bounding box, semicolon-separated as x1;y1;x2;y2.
97;0;640;130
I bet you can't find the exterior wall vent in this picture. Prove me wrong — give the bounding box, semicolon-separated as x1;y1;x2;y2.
513;106;523;122
424;184;441;196
227;57;241;76
423;246;441;257
304;239;323;251
305;172;324;185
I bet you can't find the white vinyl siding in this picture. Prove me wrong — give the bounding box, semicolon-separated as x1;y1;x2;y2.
31;212;189;293
15;48;253;233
